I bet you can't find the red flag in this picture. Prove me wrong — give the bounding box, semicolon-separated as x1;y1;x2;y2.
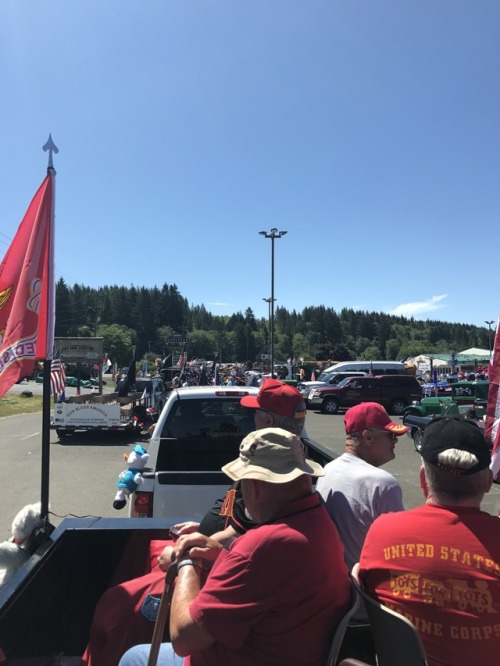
0;174;55;398
484;316;500;482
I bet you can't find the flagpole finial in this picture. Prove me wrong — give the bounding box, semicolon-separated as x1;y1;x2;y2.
42;134;59;171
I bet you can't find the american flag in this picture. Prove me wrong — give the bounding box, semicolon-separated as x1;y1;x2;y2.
177;351;187;368
50;349;66;395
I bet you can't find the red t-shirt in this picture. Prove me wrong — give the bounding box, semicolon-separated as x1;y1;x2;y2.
186;493;349;666
359;503;500;666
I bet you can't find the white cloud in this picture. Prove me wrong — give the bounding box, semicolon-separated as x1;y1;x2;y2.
391;294;448;318
208;302;230;307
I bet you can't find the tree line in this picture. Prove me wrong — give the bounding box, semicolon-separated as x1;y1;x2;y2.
55;278;490;367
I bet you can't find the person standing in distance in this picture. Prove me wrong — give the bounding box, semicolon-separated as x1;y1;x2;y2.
316;402;408;574
316;402;408;663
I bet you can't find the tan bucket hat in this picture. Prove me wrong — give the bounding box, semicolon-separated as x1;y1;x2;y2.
222;427;324;483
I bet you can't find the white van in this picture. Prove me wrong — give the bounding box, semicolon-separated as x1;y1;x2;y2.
323;361;406;376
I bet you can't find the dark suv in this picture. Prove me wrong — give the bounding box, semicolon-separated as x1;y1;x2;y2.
308;375;422;415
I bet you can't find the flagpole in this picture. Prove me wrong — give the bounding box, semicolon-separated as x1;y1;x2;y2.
40;135;58;530
41;360;52;523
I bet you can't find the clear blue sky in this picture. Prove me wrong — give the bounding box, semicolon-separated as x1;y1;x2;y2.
1;1;499;330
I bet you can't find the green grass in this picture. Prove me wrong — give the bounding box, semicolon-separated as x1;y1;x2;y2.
0;393;44;418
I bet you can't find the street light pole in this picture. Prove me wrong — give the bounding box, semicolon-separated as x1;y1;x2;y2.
259;228;287;377
485;320;494;359
262;297;275;367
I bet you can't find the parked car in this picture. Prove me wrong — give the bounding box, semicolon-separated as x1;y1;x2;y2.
89;377;107;387
403;405;487;453
321;361;407;375
297;371;367;407
404;381;489;420
65;376;92;389
36;374;94;389
308;375;422;415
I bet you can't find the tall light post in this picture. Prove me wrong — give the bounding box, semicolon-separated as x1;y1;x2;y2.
485;320;494;359
262;297;276;367
259;228;287;376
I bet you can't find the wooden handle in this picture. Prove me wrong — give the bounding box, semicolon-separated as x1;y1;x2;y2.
147;564;178;666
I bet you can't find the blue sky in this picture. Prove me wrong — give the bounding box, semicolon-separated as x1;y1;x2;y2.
1;1;499;330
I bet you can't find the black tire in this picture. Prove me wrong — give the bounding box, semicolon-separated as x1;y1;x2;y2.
413;428;424;453
322;398;340;414
390;398;407;415
56;429;73;442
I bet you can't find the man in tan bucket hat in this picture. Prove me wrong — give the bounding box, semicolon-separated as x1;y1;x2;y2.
118;427;350;666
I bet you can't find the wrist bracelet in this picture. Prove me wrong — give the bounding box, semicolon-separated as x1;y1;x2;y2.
177;559;202;572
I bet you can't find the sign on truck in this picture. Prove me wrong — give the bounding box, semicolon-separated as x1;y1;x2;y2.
53;402;122;428
51;392;145;436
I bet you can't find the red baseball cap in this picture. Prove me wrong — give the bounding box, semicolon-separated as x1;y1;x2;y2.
240;379;306;419
344;402;409;435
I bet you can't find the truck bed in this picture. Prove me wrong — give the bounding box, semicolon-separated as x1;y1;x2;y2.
0;517;178;661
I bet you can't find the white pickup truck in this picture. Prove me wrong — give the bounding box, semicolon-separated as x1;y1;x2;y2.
128;386;259;519
127;385;335;520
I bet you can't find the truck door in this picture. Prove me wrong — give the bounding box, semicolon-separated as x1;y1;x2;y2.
361;377;381;403
342;378;367;407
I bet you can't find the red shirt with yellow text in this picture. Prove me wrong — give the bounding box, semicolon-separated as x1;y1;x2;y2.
359;504;500;666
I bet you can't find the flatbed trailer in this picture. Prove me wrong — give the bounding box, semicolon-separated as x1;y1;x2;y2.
51;392;146;436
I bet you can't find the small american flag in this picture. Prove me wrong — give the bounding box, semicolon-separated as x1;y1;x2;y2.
50;349;66;395
177;351;187;368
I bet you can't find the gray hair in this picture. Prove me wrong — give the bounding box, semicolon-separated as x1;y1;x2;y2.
436;448;479;471
272;412;305;437
423;448;491;501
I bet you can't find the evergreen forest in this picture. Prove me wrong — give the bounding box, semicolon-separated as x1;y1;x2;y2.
55;279;491;367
